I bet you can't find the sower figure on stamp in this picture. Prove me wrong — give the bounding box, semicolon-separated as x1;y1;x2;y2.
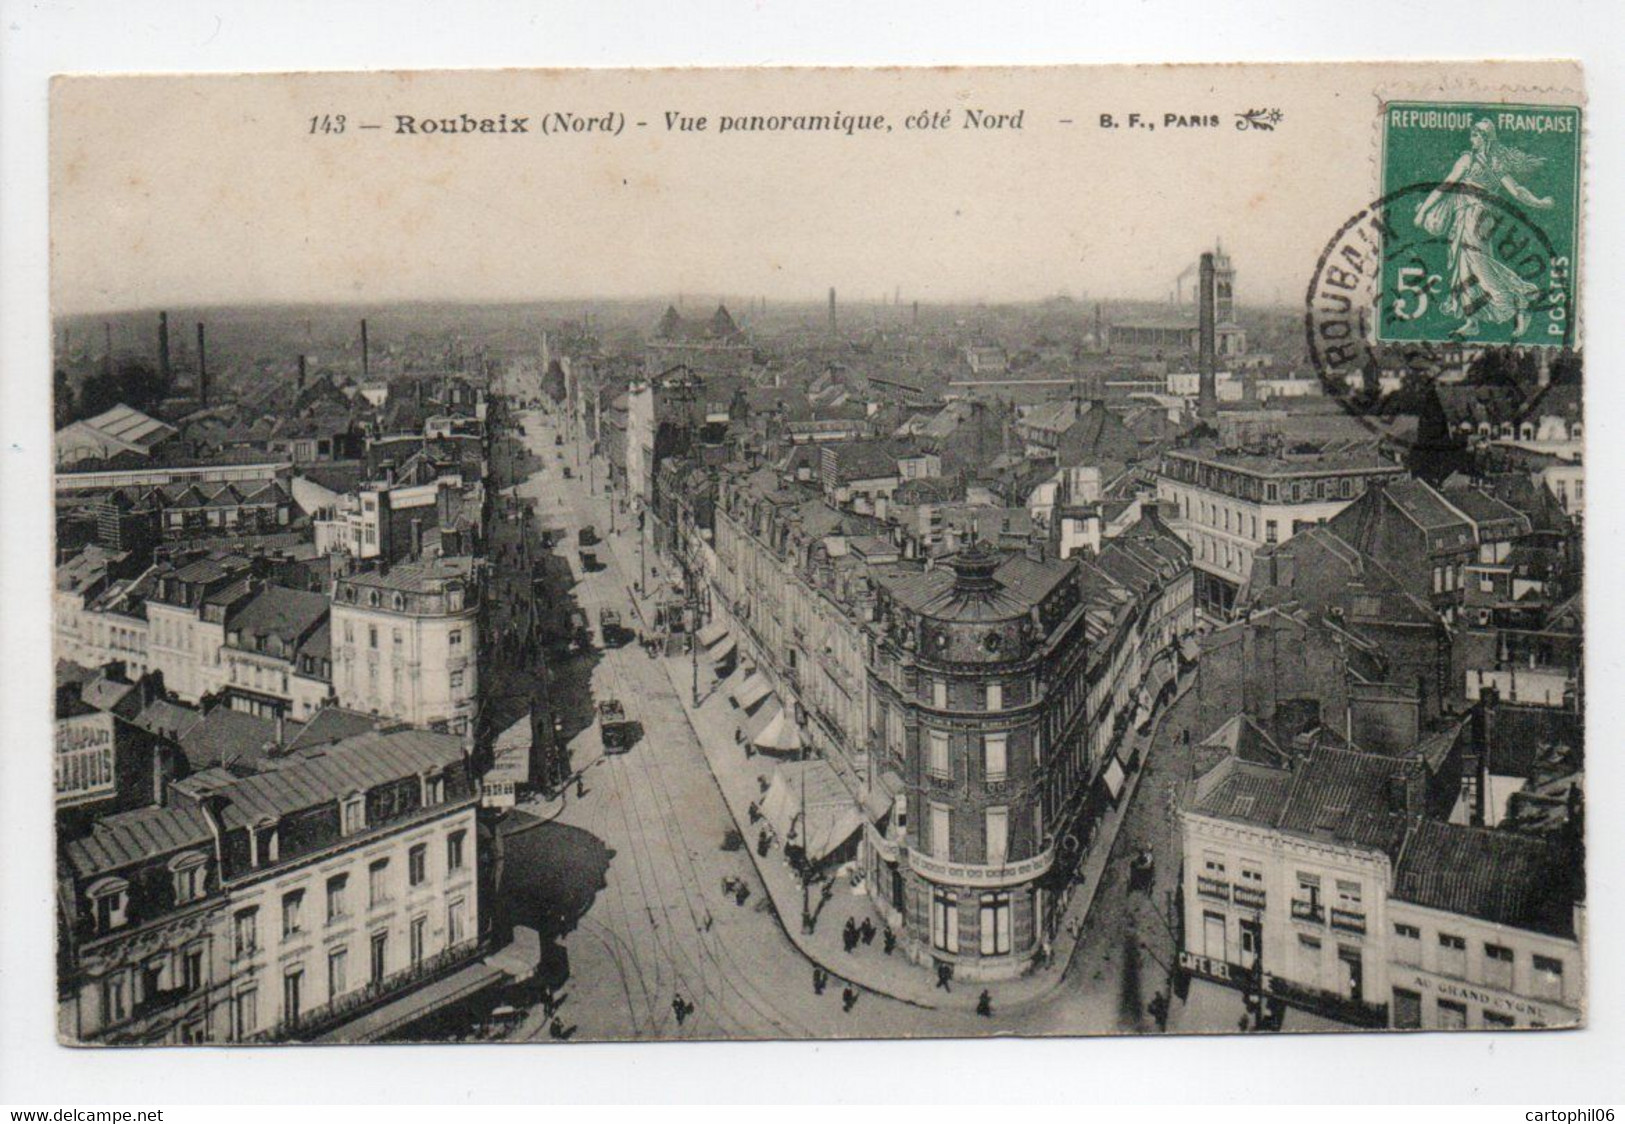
1413;119;1555;338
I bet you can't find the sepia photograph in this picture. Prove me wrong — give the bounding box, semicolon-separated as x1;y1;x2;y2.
41;58;1588;1054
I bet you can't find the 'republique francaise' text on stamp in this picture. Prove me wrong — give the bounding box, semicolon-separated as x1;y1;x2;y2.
1378;101;1580;349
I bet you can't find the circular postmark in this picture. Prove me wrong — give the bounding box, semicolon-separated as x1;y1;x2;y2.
1305;181;1574;389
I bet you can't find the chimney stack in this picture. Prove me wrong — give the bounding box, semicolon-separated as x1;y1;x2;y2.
361;318;370;380
912;300;919;328
828;287;838;335
196;322;209;405
297;354;307;391
1095;302;1104;350
104;322;114;378
158;311;172;385
1198;252;1218;418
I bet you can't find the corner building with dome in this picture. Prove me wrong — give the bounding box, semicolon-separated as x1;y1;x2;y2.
866;541;1095;981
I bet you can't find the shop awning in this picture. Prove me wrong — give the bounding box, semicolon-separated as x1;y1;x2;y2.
708;634;738;662
1102;755;1127;801
1180;635;1202;663
760;760;864;863
731;673;774;713
741;701;783;745
752;708;803;754
863;770;907;822
696;620;729;647
485;713;533;786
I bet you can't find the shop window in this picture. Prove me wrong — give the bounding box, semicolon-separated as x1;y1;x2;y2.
1483;1011;1516;1029
931;889;960;954
1436;999;1467;1030
1392;987;1422;1029
979;892;1012;956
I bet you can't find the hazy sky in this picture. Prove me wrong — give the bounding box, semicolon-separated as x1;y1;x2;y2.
51;62;1578;315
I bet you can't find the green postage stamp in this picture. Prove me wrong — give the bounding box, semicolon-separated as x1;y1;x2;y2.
1378;101;1581;348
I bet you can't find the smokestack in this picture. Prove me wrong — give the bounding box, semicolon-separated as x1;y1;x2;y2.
297;354;307;391
158;311;172;385
104;322;114;378
1095;302;1104;350
196;322;208;405
1198;252;1218;418
829;287;837;335
912;300;919;328
410;517;424;559
360;318;370;380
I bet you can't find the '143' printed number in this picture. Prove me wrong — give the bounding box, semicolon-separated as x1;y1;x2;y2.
309;114;347;135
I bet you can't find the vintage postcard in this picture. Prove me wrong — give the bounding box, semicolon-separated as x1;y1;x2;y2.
49;62;1584;1046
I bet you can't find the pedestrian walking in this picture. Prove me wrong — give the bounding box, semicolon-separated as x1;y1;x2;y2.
548;1017;566;1039
672;994;690;1026
843;918;859;953
935;960;953;992
757;829;771;857
882;925;896;955
734;882;750;907
576;775;586;799
812;967;827;996
976;990;993;1018
747;800;761;824
859;917;876;946
841;987;859;1013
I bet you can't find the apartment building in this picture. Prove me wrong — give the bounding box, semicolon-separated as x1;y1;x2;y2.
57;727;479;1045
1158;440;1404;616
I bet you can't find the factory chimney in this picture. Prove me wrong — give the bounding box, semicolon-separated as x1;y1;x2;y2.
1094;302;1104;351
1198;252;1218;419
828;287;838;335
297;354;308;391
158;311;172;386
360;318;370;380
103;322;114;379
196;322;209;405
912;300;919;328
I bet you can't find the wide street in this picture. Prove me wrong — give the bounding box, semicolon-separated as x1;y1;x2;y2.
474;365;1225;1041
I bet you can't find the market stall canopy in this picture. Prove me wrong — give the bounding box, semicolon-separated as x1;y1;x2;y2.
696;620;730;648
752;708;803;754
708;634;738;662
731;672;774;713
760;760;864;862
742;701;783;745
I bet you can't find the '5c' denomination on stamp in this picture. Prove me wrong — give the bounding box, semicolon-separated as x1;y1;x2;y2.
1378;101;1580;348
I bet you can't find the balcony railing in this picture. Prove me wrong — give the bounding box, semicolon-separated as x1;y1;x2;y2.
1196;875;1230;902
1329;908;1367;935
1232;885;1267;909
253;937;485;1043
1290;900;1325;924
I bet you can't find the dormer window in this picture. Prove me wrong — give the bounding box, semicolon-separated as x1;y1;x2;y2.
447;586;465;611
392;593;405;612
170;852;208;905
368;590;381;608
423;773;446;807
341;795;366;835
89;876;130;932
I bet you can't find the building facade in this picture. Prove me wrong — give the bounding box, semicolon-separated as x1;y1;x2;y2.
57;728;480;1045
867;543;1092;980
1158;441;1405;616
331;557;480;733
